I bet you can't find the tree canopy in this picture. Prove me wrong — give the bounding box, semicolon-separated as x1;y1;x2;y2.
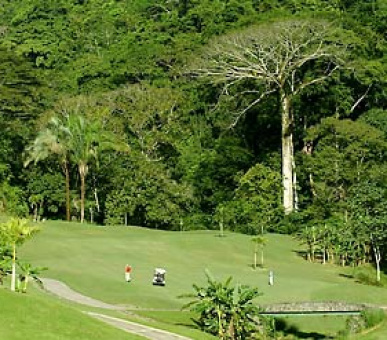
0;0;385;246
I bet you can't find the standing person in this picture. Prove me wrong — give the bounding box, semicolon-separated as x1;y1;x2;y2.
125;264;132;282
268;270;274;286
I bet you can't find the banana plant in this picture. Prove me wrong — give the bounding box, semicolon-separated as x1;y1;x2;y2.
0;218;40;291
180;271;263;339
17;261;48;293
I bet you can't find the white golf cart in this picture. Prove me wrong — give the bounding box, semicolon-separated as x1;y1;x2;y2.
152;268;166;286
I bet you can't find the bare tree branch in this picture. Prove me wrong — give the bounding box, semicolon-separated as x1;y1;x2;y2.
350;84;372;113
228;89;276;129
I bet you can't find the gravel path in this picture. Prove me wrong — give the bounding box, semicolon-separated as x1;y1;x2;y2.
41;278;192;340
41;278;127;310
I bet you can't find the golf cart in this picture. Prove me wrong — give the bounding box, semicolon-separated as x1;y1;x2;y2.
152;268;166;286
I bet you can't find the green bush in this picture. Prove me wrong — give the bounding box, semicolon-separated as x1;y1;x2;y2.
180;272;265;339
182;213;211;231
356;272;384;287
344;309;385;335
352;266;387;287
0;182;28;217
361;308;386;329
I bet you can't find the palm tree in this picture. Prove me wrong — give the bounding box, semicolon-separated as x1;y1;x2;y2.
0;218;39;292
251;236;267;269
26;110;129;223
25;116;73;221
67;114;129;223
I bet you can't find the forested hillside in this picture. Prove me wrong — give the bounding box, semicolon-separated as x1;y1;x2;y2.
0;0;386;248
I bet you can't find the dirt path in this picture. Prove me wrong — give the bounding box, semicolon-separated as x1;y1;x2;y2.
41;278;192;340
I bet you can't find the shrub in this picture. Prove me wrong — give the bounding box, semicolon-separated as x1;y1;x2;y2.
361;308;386;329
344;309;385;335
180;272;266;339
0;182;28;217
356;272;383;287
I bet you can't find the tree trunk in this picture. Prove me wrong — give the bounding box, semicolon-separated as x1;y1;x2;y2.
281;93;294;214
11;243;16;292
33;204;38;222
219;209;224;237
261;248;264;267
93;174;100;213
254;250;257;269
79;163;87;224
376;257;381;282
292;149;299;211
80;174;85;223
373;246;381;282
23;275;29;293
63;160;71;222
341;254;346;267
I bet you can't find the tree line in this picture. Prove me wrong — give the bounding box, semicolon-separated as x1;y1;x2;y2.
0;0;386;270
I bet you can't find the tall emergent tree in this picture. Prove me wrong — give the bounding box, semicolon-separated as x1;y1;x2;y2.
197;20;344;214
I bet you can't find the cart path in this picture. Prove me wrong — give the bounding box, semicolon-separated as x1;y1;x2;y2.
41;278;128;310
86;312;191;340
41;278;192;340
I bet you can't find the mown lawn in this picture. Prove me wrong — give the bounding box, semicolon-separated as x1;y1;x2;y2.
13;220;387;339
0;287;144;340
19;221;387;310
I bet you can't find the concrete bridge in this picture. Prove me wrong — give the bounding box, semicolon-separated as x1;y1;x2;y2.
261;302;367;316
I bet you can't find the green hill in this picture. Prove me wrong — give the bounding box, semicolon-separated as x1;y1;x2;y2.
20;221;387;310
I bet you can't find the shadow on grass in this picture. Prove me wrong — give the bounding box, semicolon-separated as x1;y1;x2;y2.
248;263;266;270
275;318;333;339
292;250;335;264
339;271;386;287
292;249;309;260
175;322;199;329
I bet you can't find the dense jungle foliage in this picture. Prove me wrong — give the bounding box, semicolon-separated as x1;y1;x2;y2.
0;0;386;255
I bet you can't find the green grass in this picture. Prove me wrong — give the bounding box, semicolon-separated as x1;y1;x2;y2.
350;320;387;340
276;314;348;338
0;286;144;340
12;220;387;339
19;221;387;309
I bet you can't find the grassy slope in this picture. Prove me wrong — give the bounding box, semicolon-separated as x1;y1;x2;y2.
351;321;387;340
20;221;387;310
0;287;144;340
15;220;387;339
